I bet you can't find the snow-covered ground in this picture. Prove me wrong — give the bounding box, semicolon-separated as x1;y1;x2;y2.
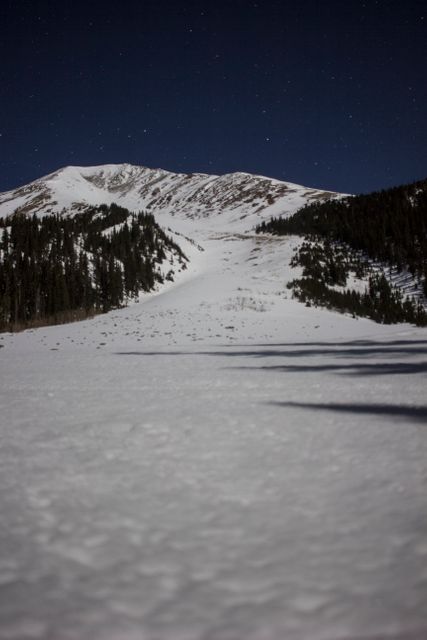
1;220;427;640
1;167;427;639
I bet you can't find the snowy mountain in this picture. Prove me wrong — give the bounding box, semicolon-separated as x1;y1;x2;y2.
1;167;427;639
3;164;427;331
0;163;339;230
0;164;345;331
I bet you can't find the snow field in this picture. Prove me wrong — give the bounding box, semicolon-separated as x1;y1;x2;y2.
1;334;426;639
0;166;426;639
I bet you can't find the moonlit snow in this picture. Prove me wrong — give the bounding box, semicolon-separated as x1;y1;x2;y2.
0;166;426;639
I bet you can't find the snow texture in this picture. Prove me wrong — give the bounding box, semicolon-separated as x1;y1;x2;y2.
0;166;426;640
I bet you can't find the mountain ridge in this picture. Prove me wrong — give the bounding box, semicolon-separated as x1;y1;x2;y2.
0;164;341;231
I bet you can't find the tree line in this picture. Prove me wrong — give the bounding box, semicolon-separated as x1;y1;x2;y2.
256;178;427;325
286;241;427;325
0;203;187;331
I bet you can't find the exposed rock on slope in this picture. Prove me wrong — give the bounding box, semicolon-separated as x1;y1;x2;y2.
0;164;340;230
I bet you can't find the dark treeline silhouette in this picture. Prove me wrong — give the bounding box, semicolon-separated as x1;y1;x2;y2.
257;178;427;287
0;203;187;331
256;178;427;326
286;241;427;325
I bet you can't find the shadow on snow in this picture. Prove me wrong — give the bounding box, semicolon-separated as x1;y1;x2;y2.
115;339;427;424
115;339;427;376
269;401;427;424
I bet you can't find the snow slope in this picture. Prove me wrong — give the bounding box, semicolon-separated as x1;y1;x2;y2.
0;166;426;640
0;163;339;229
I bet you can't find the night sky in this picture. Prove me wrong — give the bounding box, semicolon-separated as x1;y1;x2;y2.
1;0;426;194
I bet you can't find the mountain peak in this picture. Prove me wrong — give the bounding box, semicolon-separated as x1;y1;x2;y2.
0;164;341;230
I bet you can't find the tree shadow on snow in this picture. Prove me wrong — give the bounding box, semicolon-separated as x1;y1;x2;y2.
221;340;427;359
115;341;427;423
269;401;427;424
115;338;427;377
231;361;427;376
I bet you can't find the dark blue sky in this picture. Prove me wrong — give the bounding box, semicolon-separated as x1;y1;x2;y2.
1;0;426;194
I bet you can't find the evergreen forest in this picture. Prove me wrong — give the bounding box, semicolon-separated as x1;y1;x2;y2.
256;179;427;326
0;204;187;331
